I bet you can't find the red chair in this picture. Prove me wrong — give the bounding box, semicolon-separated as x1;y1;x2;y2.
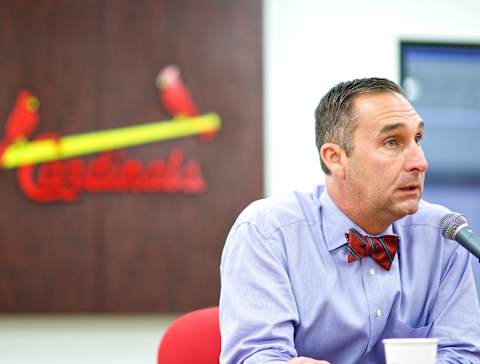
157;306;221;364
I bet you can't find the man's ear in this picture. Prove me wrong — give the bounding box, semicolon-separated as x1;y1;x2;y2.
320;143;346;179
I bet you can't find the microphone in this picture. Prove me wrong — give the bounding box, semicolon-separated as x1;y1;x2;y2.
438;213;480;261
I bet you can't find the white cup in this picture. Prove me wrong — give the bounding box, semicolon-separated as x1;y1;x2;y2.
383;338;438;364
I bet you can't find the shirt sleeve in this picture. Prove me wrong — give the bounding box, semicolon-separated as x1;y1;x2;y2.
219;221;299;364
430;244;480;364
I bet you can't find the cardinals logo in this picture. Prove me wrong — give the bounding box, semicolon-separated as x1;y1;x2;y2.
1;66;221;203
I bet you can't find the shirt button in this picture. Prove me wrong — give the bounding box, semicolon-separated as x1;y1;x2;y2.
369;268;376;277
376;308;382;318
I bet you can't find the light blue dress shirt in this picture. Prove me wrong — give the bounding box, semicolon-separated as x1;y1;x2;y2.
219;185;480;363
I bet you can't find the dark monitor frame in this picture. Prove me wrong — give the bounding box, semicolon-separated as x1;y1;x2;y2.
400;40;480;83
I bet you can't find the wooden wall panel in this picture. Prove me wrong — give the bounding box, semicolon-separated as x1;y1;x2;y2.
0;0;104;312
0;0;262;312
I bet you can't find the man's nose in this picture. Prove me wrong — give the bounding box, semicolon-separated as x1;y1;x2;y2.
405;143;428;173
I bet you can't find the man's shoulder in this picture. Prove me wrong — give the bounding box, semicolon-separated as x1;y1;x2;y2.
397;198;451;229
234;186;323;236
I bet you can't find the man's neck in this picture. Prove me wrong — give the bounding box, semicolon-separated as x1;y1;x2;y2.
325;180;391;235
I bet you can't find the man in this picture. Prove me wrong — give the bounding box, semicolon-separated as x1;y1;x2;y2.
219;78;480;363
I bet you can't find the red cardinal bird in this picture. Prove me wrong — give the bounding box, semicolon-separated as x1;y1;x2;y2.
156;65;216;141
0;89;40;160
4;89;39;142
156;65;198;116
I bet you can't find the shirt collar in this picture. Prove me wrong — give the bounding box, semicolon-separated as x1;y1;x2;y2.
319;189;394;252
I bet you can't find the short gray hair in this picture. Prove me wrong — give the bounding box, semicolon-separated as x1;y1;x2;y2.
315;77;405;174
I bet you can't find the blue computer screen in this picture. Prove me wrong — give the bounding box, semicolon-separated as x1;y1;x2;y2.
400;42;480;182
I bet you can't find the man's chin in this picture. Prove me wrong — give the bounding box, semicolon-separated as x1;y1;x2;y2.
404;203;420;216
391;199;421;219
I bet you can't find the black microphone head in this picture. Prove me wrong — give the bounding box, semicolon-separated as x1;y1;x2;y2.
438;212;468;240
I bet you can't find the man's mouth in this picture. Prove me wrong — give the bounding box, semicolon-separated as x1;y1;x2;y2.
398;184;421;193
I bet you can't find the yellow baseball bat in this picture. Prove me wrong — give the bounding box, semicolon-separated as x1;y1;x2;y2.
1;113;221;169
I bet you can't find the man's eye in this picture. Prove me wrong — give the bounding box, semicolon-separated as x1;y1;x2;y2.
385;139;398;148
414;134;423;144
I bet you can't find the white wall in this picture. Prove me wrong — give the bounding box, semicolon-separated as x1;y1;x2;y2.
263;0;480;196
0;315;175;364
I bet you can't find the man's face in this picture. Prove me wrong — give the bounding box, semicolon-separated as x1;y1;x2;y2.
343;92;428;224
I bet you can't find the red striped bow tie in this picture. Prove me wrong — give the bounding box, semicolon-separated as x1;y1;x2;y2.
346;228;399;271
